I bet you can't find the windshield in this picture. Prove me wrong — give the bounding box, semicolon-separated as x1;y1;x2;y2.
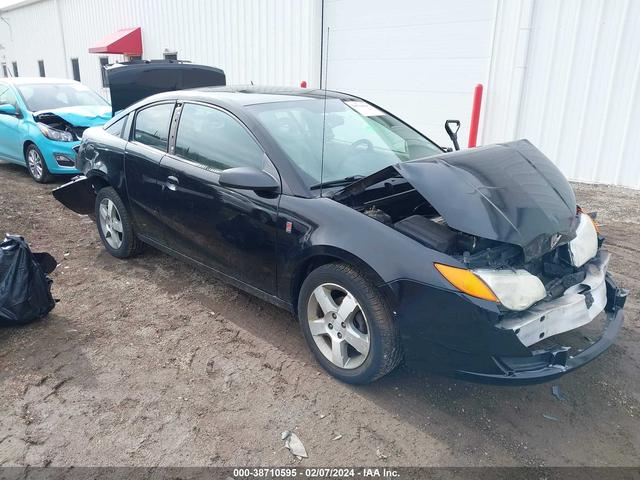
17;83;108;111
248;98;441;189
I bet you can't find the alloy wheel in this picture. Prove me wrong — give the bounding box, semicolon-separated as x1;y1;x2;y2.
307;283;371;369
99;198;124;250
27;148;44;180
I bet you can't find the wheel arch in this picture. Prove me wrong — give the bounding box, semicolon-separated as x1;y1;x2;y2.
86;170;112;193
23;140;35;158
289;246;395;313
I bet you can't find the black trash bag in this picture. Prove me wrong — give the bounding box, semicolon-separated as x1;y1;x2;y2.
0;235;57;326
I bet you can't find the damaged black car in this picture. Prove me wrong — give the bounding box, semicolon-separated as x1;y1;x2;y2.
53;87;627;384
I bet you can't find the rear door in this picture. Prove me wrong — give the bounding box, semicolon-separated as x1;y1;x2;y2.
157;101;280;294
124;101;176;244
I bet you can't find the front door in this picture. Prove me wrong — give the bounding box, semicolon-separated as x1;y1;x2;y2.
0;84;23;162
124;101;175;243
158;102;280;294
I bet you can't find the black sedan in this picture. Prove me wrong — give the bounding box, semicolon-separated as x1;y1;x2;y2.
53;86;627;384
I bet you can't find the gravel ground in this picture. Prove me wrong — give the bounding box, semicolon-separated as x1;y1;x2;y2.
0;161;638;467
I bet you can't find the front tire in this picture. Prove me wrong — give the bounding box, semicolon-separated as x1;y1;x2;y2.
95;187;142;258
298;263;402;384
25;144;53;183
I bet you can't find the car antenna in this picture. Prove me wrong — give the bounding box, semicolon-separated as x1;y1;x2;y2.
320;26;330;198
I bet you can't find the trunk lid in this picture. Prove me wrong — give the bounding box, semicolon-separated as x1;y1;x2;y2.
105;61;226;115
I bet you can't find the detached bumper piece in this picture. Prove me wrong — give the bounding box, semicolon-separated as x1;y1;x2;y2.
51;175;95;215
457;251;627;385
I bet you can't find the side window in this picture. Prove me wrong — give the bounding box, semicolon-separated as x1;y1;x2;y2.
133;103;174;150
0;84;18;108
175;103;264;171
104;115;127;137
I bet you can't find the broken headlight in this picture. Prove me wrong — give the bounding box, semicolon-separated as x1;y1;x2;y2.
472;269;546;311
37;123;75;142
567;213;598;268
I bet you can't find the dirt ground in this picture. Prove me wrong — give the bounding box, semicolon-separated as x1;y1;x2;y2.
0;160;638;467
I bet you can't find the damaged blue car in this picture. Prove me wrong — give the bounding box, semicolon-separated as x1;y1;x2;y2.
0;77;111;183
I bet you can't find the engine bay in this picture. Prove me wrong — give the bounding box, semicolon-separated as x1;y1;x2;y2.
34;112;87;141
337;177;601;306
337;177;511;259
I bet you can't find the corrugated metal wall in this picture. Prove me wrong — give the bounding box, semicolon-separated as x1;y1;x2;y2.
0;0;321;97
0;0;68;78
1;0;639;187
484;0;640;188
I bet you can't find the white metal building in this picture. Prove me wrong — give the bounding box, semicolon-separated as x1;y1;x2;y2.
1;0;639;188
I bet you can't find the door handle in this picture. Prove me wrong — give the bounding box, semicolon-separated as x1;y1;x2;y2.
166;175;179;191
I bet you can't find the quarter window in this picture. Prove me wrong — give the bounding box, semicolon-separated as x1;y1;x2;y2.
105;115;127;137
175;103;264;171
133;103;174;151
0;84;18;108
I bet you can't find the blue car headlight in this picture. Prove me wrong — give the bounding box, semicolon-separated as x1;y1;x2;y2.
37;122;75;142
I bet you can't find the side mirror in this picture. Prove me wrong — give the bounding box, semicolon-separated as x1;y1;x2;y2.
0;103;17;116
444;119;460;151
219;166;280;193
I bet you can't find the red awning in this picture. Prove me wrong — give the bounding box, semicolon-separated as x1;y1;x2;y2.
89;27;142;56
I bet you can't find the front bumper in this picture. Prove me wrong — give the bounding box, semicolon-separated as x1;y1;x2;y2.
457;282;625;385
39;139;81;174
390;250;627;385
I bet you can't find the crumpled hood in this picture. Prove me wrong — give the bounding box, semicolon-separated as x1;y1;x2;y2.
338;139;578;260
33;105;112;127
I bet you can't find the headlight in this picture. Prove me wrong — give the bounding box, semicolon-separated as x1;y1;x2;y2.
473;269;546;311
567;213;598;267
434;263;498;302
37;123;75;142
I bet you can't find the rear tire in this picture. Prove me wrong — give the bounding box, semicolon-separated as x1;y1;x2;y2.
25;144;53;183
95;187;142;258
297;262;402;384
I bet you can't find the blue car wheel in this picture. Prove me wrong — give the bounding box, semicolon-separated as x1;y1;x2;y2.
25;144;53;183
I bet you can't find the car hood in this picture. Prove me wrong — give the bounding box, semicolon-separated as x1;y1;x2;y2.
33;105;112;127
335;139;578;260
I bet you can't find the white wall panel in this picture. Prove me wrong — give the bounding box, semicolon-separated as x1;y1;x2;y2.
2;0;639;187
485;0;640;188
0;0;321;98
323;0;498;147
0;0;67;78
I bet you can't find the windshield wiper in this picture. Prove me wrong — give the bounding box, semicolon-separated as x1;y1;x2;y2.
310;175;365;190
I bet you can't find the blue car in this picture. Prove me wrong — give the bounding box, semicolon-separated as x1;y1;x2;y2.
0;78;111;183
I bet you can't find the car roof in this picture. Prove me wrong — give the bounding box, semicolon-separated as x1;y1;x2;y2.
0;77;79;86
148;85;359;107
